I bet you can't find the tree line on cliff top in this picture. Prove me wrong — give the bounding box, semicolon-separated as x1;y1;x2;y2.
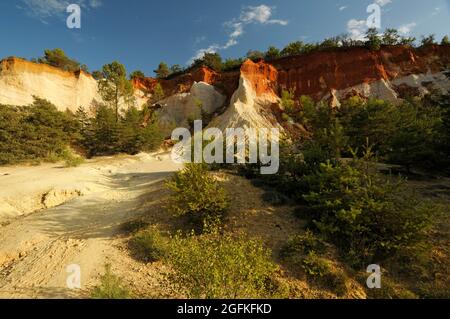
23;28;450;81
131;28;450;81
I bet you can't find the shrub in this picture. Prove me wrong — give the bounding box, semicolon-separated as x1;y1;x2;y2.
0;98;78;165
130;227;170;263
302;152;433;266
302;252;347;296
280;230;326;263
36;48;87;72
61;148;84;167
91;264;131;299
166;164;229;233
120;219;150;234
167;234;280;299
302;252;333;278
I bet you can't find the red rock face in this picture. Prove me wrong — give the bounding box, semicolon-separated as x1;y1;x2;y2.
271;44;450;100
133;66;240;99
134;45;450;102
240;59;278;97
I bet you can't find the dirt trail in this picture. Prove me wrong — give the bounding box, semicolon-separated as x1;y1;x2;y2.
0;153;181;298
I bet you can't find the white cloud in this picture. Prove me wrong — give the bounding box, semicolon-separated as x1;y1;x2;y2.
347;19;367;41
374;0;392;7
20;0;102;23
190;5;288;63
398;22;417;35
239;5;288;25
339;6;348;11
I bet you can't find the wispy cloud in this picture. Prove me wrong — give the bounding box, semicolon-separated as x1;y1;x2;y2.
339;6;348;11
190;5;288;63
19;0;102;23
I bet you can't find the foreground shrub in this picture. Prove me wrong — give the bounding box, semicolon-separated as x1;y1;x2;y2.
166;164;229;233
91;264;131;299
281;230;326;260
302;253;347;296
167;234;279;299
303;153;433;266
130;227;169;263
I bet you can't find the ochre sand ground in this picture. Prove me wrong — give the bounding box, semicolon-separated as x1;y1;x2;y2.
0;153;181;298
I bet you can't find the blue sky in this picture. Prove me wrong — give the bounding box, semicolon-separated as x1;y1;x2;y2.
1;0;449;76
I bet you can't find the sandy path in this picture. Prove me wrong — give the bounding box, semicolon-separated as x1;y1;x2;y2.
0;153;180;298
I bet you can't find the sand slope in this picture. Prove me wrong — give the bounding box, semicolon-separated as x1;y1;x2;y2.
0;153;181;298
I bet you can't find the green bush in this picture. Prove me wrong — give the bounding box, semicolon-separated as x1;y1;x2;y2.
339;98;446;171
79;104;163;157
302;252;333;278
302;252;347;296
36;48;87;72
280;230;326;263
167;234;279;299
0;98;78;165
61;148;85;167
166;164;229;233
120;219;150;234
130;228;170;263
91;264;131;299
302;152;433;266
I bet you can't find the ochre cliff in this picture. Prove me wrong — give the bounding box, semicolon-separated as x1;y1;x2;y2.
0;57;101;112
136;45;450;110
1;45;450;127
271;44;450;103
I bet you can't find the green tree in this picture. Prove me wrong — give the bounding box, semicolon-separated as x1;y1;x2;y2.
441;35;450;45
166;163;229;233
170;64;183;74
265;46;281;60
421;34;436;46
91;70;103;80
37;48;85;72
365;28;382;50
246;50;264;61
150;83;165;104
129;70;145;80
281;89;296;117
399;36;416;46
382;28;400;45
0;98;77;164
98;61;135;122
222;58;244;71
192;53;223;71
281;41;305;56
386;101;442;172
319;37;341;49
154;62;171;79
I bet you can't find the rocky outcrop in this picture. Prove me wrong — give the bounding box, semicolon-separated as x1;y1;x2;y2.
0;57;101;112
156;81;226;135
209;60;282;131
271;44;450;104
1;45;450;131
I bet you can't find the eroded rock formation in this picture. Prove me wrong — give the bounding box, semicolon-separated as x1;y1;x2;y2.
1;45;450;130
